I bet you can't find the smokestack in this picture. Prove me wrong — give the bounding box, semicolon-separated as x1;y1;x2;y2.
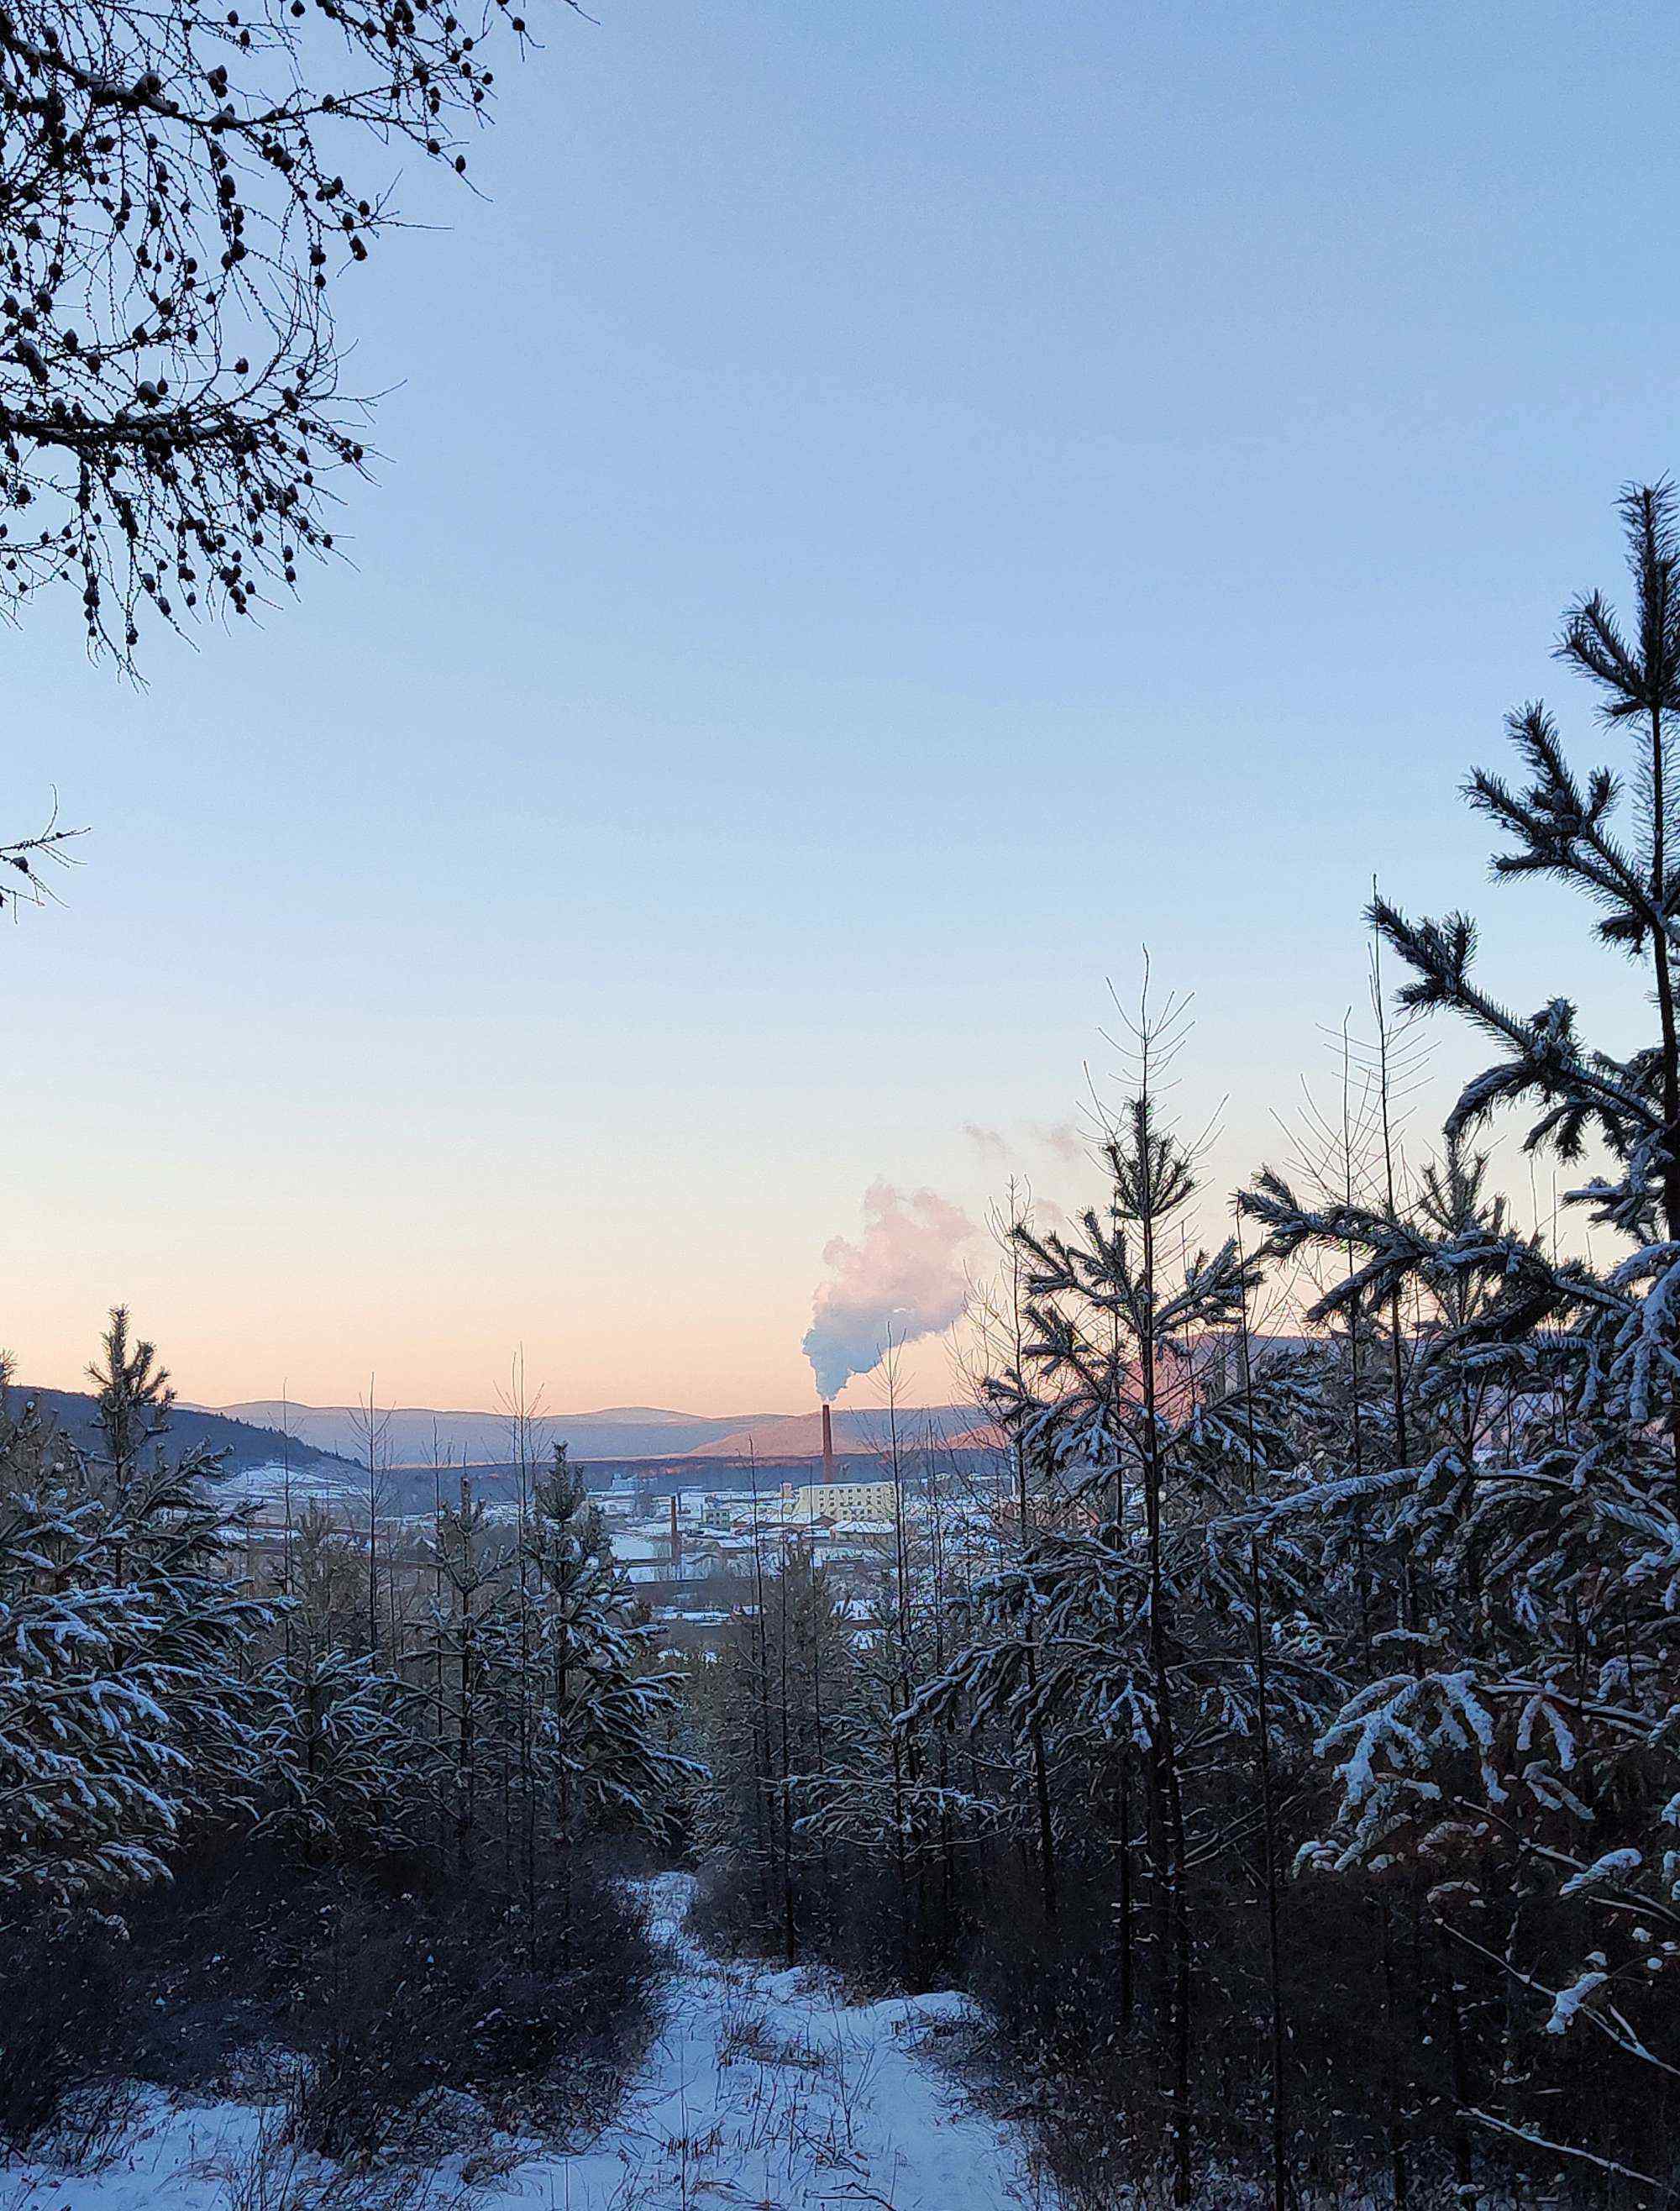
822;1401;835;1486
669;1493;682;1578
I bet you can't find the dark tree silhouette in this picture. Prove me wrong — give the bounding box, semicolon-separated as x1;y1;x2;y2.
0;794;79;913
0;0;564;666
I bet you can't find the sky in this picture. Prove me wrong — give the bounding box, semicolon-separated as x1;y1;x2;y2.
9;0;1679;1415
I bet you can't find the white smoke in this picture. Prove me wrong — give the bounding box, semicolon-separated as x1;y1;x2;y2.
802;1181;976;1400
961;1121;1011;1163
1031;1119;1085;1163
963;1117;1087;1169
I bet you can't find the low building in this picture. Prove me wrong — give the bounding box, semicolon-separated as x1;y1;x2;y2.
783;1478;899;1523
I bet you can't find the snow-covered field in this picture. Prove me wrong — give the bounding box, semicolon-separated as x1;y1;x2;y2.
2;1872;1053;2211
215;1459;359;1510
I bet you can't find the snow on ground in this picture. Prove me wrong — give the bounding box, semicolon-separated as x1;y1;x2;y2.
1;2098;275;2211
486;1869;1053;2209
1;1871;1053;2211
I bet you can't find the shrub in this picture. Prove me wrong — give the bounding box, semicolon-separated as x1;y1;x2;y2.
285;1858;658;2164
0;1909;130;2152
0;1829;659;2169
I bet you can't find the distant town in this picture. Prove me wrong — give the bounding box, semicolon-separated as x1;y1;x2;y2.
217;1395;1000;1655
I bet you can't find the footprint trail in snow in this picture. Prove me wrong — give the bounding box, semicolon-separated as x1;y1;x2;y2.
500;1869;1051;2210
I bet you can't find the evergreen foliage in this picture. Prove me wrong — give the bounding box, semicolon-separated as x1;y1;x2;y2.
18;485;1680;2201
687;486;1680;2208
0;1314;692;2156
0;1320;270;1900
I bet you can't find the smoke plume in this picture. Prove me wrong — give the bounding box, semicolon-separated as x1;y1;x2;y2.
961;1121;1010;1163
1032;1119;1085;1163
802;1180;976;1400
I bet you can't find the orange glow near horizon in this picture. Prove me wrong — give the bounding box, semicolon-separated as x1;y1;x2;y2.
12;1281;975;1419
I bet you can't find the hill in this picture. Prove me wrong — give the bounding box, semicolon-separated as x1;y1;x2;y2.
198;1400;979;1466
204;1400;753;1466
16;1386;360;1481
685;1405;977;1460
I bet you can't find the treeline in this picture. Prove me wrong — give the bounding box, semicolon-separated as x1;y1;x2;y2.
685;487;1680;2208
0;1312;690;2161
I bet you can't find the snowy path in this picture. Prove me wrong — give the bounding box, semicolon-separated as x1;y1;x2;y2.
1;1872;1053;2211
488;1870;1052;2209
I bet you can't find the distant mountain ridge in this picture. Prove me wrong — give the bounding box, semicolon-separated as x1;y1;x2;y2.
197;1399;979;1467
686;1408;977;1460
15;1386;360;1479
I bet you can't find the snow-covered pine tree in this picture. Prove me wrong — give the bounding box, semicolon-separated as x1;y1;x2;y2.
1245;485;1680;2194
950;1184;1068;1926
259;1502;430;1857
521;1443;696;1843
82;1309;274;1835
422;1471;516;1873
0;1318;271;1902
790;1346;1001;1981
0;1359;182;1898
688;1533;851;1960
680;1457;780;1922
914;993;1325;2205
795;1485;961;1981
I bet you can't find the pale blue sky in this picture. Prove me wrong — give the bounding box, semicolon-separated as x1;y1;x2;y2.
11;0;1676;1410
